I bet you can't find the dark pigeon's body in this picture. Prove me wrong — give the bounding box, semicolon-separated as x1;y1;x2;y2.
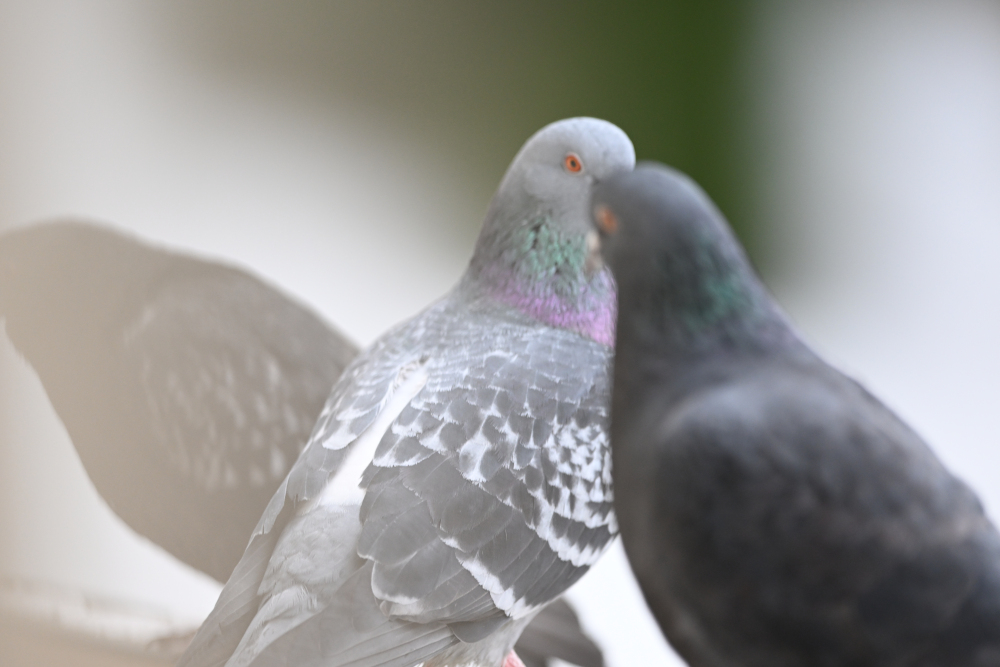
593;164;1000;666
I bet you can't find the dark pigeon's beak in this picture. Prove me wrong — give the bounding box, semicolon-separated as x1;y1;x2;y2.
584;229;603;276
586;168;626;276
585;200;622;276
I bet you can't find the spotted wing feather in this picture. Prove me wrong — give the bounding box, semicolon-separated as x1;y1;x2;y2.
358;304;616;633
178;318;419;667
181;298;616;666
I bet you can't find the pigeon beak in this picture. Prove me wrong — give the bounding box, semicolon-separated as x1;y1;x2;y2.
584;230;603;276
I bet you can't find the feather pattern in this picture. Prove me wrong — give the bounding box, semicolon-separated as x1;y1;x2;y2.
179;289;615;667
358;293;616;624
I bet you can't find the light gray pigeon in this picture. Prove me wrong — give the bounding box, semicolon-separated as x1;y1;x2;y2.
591;163;1000;666
178;117;635;667
0;221;605;667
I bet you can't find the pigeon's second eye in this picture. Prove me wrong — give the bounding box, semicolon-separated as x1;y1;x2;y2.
564;153;583;173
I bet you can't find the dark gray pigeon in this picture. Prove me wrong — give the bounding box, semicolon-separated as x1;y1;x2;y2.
591;163;1000;667
0;221;357;582
0;221;604;667
178;117;634;667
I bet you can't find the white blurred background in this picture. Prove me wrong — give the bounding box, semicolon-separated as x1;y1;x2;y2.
1;2;999;665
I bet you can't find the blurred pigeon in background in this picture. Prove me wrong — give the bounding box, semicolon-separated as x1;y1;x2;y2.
592;163;1000;666
0;221;357;582
178;117;634;667
0;221;604;667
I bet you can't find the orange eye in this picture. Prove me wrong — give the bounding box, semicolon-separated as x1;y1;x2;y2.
594;205;619;234
564;153;583;173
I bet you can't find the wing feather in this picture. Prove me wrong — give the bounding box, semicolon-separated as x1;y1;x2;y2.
357;310;617;622
182;300;615;666
178;321;423;666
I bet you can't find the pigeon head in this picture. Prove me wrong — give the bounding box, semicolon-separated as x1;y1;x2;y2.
467;117;635;346
591;163;789;353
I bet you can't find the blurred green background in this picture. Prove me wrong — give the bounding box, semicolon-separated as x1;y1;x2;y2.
150;2;762;255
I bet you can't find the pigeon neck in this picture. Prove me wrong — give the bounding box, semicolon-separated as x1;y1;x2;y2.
612;239;802;394
465;215;617;346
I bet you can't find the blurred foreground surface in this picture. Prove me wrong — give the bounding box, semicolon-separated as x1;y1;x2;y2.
1;577;186;667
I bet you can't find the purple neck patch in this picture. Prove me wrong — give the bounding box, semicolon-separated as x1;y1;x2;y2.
481;266;617;346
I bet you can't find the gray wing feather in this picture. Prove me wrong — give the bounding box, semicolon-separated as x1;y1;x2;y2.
182;299;615;666
225;504;456;667
247;563;455;667
247;320;423;540
178;331;410;667
180;525;284;667
359;309;616;627
128;271;354;494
